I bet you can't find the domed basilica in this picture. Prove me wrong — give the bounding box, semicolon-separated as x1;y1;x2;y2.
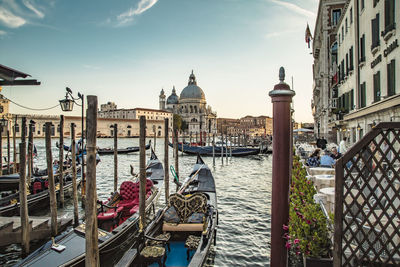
159;71;217;134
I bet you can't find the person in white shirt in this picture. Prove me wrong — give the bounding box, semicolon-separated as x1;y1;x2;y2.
339;137;348;154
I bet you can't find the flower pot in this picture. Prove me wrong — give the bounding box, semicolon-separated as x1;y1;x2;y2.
303;256;333;267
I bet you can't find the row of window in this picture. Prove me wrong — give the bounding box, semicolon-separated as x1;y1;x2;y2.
338;46;354;83
338;0;395;54
338;59;396;110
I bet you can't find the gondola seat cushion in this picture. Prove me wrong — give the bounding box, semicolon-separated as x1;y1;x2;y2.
163;206;180;223
187;212;205;223
117;179;153;215
97;211;118;220
146;232;171;247
162;193;207;232
185;235;201;250
33;182;42;194
117;181;140;211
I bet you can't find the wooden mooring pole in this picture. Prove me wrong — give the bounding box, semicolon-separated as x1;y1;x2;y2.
153;125;156;153
71;123;79;227
19;117;29;256
225;134;228;162
212;133;215;167
114;123;118;192
45;122;58;237
269;67;295;267
13;116;17;173
139;116;146;231
59;115;64;207
164;119;169;205
221;134;224;165
27;122;33;183
229;135;232;157
174;129;179;191
85;95;99;266
0;124;2;176
7;128;10;173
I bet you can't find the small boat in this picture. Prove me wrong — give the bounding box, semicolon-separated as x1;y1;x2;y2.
58;142;151;155
16;149;164;267
169;142;260;157
97;144;151;155
119;154;218;267
0;165;63;192
0;169;82;217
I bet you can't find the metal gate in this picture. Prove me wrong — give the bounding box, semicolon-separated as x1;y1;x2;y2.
334;122;400;266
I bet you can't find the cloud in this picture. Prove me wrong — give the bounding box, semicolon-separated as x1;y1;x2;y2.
269;0;316;18
23;0;45;18
0;7;26;28
83;64;101;70
116;0;158;26
0;29;7;35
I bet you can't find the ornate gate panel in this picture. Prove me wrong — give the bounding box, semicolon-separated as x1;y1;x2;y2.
334;122;400;266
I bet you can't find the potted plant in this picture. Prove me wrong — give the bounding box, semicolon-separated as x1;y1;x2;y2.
284;156;333;267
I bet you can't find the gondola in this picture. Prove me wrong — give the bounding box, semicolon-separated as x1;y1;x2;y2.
0;169;82;216
0;165;61;192
16;149;164;267
58;143;151;155
169;142;260;157
118;154;218;267
97;144;151;155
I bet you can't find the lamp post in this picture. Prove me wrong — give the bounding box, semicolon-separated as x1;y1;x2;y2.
59;87;86;199
0;117;7;176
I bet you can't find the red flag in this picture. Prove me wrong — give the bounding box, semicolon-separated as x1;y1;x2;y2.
305;23;312;48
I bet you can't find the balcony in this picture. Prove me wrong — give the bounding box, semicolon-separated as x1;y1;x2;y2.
381;23;396;41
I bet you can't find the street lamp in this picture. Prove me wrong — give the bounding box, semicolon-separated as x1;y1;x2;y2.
59;87;86;198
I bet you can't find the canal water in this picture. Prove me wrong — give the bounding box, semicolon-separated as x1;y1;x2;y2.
1;138;272;266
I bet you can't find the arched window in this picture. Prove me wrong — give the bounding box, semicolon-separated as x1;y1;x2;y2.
194;106;198;113
190;106;193;113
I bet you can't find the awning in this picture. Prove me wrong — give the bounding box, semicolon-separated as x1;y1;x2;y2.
0;64;40;86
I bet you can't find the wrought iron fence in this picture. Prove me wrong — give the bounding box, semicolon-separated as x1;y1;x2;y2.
334;122;400;266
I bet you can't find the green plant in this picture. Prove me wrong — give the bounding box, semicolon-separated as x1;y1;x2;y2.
284;156;331;258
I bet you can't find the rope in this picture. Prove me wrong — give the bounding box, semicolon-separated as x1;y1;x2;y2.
169;165;179;184
6;97;60;111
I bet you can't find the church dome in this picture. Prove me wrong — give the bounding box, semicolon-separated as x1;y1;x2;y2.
167;86;179;104
180;71;205;100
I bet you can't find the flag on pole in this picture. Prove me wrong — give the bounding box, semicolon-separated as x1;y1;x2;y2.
305;23;312;48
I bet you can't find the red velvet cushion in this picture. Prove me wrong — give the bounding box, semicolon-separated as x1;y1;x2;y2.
129;205;139;215
97;211;117;220
120;181;137;200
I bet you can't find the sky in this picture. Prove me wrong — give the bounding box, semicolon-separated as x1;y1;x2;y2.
0;0;319;122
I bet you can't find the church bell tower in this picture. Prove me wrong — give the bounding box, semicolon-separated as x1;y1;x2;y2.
159;88;166;110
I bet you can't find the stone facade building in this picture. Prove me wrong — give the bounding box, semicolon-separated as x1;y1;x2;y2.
312;0;346;141
217;115;272;137
313;0;399;145
333;0;399;144
0;96;171;138
159;71;217;134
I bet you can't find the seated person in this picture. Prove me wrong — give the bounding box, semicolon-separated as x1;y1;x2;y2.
306;148;321;167
320;150;335;167
330;146;342;160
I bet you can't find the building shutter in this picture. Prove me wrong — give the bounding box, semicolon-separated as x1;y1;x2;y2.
350;89;354;110
349;46;354;70
374;71;381;102
371;14;380;50
387;60;396;96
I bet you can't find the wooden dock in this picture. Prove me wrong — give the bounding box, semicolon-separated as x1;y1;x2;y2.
0;216;72;246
